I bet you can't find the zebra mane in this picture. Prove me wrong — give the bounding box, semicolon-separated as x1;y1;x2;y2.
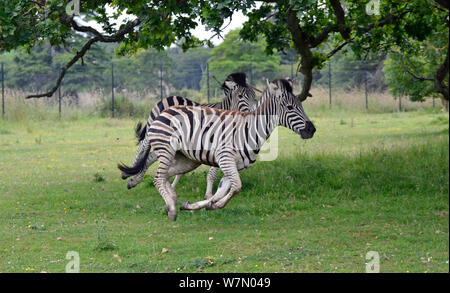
253;78;293;111
229;72;247;87
272;78;293;93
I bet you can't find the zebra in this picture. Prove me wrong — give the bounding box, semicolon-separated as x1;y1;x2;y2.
119;78;316;221
119;72;257;196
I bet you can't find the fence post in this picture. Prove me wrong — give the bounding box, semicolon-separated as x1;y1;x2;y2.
328;62;332;108
111;61;115;118
250;62;253;85
207;62;210;103
290;61;294;80
364;70;369;110
432;97;435;108
1;62;4;118
160;62;163;100
58;66;62;119
399;96;402;112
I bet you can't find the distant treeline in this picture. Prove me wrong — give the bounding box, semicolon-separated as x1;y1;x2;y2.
0;28;443;103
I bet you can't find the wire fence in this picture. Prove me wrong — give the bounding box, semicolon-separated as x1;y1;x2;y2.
0;60;439;120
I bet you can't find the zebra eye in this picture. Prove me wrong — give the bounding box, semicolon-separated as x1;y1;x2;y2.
287;105;294;111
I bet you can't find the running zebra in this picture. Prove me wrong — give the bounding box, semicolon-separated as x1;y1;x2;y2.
119;78;316;220
120;72;257;195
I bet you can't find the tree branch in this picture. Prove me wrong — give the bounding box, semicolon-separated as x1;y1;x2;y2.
397;52;434;82
28;0;44;7
60;14;105;39
328;0;350;39
434;0;449;10
26;16;141;99
309;26;333;48
286;9;314;101
26;38;97;99
287;4;413;101
327;39;353;58
309;0;350;48
326;8;413;60
363;8;412;34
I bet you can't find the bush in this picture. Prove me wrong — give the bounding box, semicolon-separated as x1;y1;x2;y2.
98;94;147;118
169;88;208;103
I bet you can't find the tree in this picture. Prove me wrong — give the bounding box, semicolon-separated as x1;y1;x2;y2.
53;36;111;99
0;35;109;96
107;48;173;92
241;0;448;102
0;44;56;93
315;48;387;92
168;46;211;91
205;29;280;93
1;0;448;103
383;24;448;110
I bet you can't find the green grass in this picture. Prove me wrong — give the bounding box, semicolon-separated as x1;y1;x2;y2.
0;109;448;273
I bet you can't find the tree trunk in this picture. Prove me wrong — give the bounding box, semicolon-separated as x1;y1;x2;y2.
434;47;449;111
286;9;314;101
441;97;449;112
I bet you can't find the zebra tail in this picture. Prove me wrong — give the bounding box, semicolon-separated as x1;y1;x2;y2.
135;122;147;143
118;143;151;176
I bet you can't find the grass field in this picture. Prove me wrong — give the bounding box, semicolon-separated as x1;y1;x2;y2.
0;107;448;273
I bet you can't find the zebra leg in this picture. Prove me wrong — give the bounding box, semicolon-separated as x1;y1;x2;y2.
206;157;241;210
165;180;178;215
180;155;240;211
127;151;157;189
204;167;219;200
171;174;184;189
162;154;201;212
154;174;178;221
204;176;231;209
153;151;178;221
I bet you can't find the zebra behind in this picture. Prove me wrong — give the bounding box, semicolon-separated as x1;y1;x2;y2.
119;78;316;221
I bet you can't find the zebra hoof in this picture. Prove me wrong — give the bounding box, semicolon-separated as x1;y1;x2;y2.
168;210;177;221
180;201;191;210
205;202;215;210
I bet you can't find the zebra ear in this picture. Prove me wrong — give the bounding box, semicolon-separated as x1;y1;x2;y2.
267;79;278;92
286;78;293;88
224;80;236;89
297;92;312;102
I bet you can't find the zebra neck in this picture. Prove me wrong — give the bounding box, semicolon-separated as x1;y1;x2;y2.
253;90;278;116
202;89;232;109
246;96;279;150
220;89;233;109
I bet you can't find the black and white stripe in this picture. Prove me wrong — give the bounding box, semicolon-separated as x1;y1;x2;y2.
119;72;256;193
120;78;316;220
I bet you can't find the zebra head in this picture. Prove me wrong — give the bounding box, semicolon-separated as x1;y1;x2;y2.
222;72;247;92
222;72;257;111
267;78;316;139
